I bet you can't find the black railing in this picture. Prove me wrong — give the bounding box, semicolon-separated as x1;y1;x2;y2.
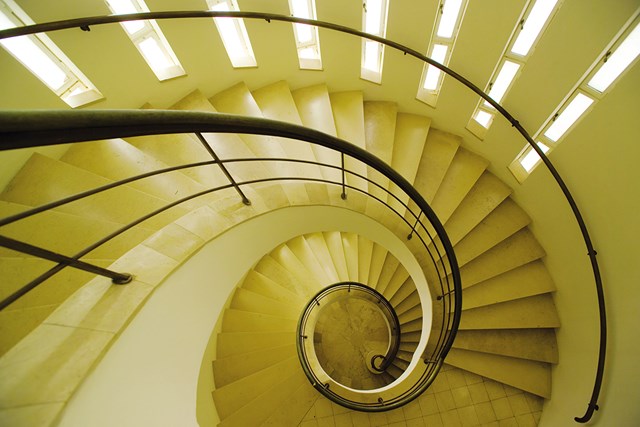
0;11;605;422
297;282;401;391
0;109;461;412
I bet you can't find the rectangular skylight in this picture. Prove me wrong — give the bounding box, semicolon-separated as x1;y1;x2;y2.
289;0;322;70
361;0;388;83
588;22;640;93
520;142;550;172
0;0;103;107
208;0;257;68
422;44;448;91
544;93;594;141
511;0;558;56
105;0;185;80
474;110;493;128
416;0;468;106
437;0;464;39
484;60;520;105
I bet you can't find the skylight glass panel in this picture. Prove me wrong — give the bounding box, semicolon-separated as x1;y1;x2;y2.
361;0;388;83
474;110;493;128
209;0;257;68
520;142;550;172
588;22;640;93
544;93;594;141
289;0;322;70
105;0;185;80
437;0;463;38
422;44;447;90
484;60;520;106
0;0;103;107
511;0;558;56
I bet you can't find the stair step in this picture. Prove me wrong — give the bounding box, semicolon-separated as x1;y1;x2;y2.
381;265;410;302
386;363;403;379
453;198;532;268
357;235;374;285
400;317;422;333
388;113;430;216
463;261;556;310
253;255;313;299
270;245;323;296
444;172;512;245
230;288;299;319
367;243;388;288
411;128;460;204
221;309;295;333
431;147;489;225
389;280;417;308
459;294;560;329
291;84;340;184
363;101;397;206
216;331;294;358
393;290;421;315
212;355;300;419
446;348;551;398
0;200;152;260
395;350;414;363
304;233;340;285
453;329;558;363
1;153;186;230
60;138;207;207
262;380;317;426
457;228;546;288
341;232;359;282
374;253;400;294
397;304;423;323
213;344;297;388
324;231;350;282
286;236;333;286
241;270;305;307
253;80;322;186
329;91;368;192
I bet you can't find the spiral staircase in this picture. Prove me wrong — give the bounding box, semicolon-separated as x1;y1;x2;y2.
0;79;563;426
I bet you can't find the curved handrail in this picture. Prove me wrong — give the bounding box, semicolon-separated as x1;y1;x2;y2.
297;282;401;382
0;109;461;410
0;11;605;422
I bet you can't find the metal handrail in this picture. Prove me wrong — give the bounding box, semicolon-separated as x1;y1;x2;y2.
0;11;605;422
0;110;461;411
297;282;401;378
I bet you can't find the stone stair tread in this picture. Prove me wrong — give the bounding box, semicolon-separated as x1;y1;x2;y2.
304;233;340;285
411;128;460;204
388;282;418;308
444;172;513;245
374;254;400;295
457;228;546;288
431;147;489;225
463;261;556;310
388;113;430;216
357;235;374;285
216;331;294;358
393;291;421;315
363;101;398;208
221;309;296;333
213;344;297;388
446;348;551;398
212;355;301;419
291;84;340;183
452;329;559;363
59;137;209;207
261;379;318;426
229;288;300;319
397;304;423;323
367;243;388;289
269;245;323;297
381;265;410;302
286;236;333;286
1;153;187;231
324;232;350;282
253;255;314;299
341;232;359;282
459;294;560;330
329;91;368;192
241;270;306;307
452;198;532;268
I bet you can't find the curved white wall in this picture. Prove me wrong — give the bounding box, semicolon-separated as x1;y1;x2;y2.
57;205;429;427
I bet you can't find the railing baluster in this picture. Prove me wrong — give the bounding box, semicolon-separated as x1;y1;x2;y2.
407;211;422;240
195;132;251;206
340;153;347;200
